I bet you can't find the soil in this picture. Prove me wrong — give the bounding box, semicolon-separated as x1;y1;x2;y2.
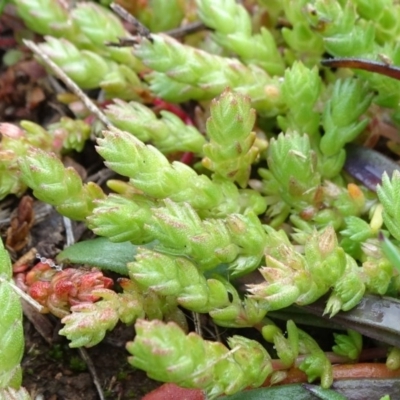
22;319;160;400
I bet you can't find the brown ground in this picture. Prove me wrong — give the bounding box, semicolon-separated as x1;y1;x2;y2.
22;319;160;400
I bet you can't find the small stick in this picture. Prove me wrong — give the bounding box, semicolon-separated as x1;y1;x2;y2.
110;3;152;39
63;216;75;248
321;58;400;80
192;311;203;337
23;39;111;128
0;276;44;312
110;2;206;44
78;347;106;400
165;21;207;39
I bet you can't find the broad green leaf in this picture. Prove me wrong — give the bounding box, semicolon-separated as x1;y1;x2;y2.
220;384;315;399
56;237;144;275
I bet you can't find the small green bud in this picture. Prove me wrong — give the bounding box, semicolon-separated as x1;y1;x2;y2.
19;148;105;220
321;78;373;157
298;329;333;388
71;3;125;47
148;199;239;270
197;0;284;75
225;212;268;276
356;0;400;44
378;171;400;241
261;324;282;342
59;291;122;347
387;347;400;370
279;62;321;137
227;335;273;389
267;132;321;209
307;0;375;57
332;330;362;360
363;258;392;295
47;117;91;152
325;255;366;315
203;89;258;187
281;0;324;64
88;195;154;243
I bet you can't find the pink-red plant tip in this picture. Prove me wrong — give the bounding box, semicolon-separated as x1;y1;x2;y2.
0;123;25;138
24;262;114;316
180;152;194;165
14;272;28;291
28;281;51;301
53;279;75;297
142;383;204;400
25;262;54;284
12;263;30;274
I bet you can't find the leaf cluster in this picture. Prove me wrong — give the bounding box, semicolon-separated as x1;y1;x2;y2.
7;0;400;397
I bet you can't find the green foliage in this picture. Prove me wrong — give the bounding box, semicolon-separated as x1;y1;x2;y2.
203;88;264;188
249;226;367;315
0;118;90;200
11;0;400;397
19;148;105;220
133;0;185;32
59;287;144;347
378;171;400;241
105;100;206;154
134;34;284;115
0;239;24;391
332;330;363;360
95;127;264;217
266;131;321;209
127;319;272;398
278;62;322;138
56;237;141;275
196;0;284;75
320;78;373;158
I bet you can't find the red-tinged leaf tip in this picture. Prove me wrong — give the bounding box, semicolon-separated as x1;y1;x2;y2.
142;383;204;400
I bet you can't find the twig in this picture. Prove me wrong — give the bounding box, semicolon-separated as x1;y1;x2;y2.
22;39;111;128
63;216;75;248
110;3;152;39
78;347;106;400
86;168;116;186
0;276;44;312
164;21;207;39
192;311;203;337
109;2;205;45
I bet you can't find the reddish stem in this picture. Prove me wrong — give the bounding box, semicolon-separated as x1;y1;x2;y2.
153;98;194;125
322;58;400;80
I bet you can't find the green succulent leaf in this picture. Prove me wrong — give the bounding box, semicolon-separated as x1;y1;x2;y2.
0;239;24;390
